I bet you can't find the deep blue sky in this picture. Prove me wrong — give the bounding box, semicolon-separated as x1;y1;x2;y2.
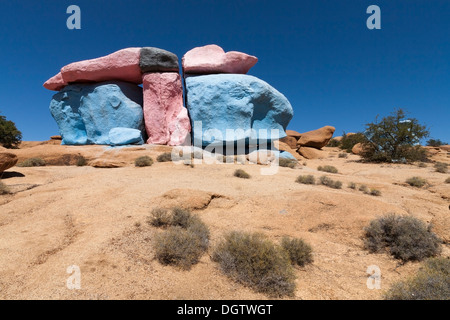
0;0;449;142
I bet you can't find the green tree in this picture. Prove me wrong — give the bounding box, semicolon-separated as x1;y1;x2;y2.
426;139;447;147
361;109;429;163
0;113;22;148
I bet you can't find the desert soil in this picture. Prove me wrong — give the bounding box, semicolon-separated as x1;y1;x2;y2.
0;143;449;300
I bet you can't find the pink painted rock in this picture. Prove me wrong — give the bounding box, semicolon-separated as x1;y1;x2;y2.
43;72;68;91
60;48;142;84
182;44;258;74
142;73;191;146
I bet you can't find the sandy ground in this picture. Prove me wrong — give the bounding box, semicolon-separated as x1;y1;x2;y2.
0;143;449;300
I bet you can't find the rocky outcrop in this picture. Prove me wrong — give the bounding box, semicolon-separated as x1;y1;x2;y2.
298;146;327;159
182;44;258;75
0;153;18;173
49;81;144;145
185;74;293;146
297;126;336;149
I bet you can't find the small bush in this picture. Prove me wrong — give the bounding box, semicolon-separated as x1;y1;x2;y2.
17;158;46;167
296;175;315;185
340;132;367;153
154;227;206;270
338;153;348;159
417;162;427;168
319;176;342;189
348;182;357;189
317;165;338;174
280;237;313;267
406;177;428;188
152;207;210;270
359;185;369;193
445;177;450;184
212;231;296;297
234;169;250;179
76;156;87;167
0;181;11;195
157;152;172;162
278;158;297;169
327;139;340;147
363;214;442;262
369;189;382;197
384;257;450;300
369;189;381;196
434;162;448;174
426;139;447;147
147;208;171;227
135;156;154;167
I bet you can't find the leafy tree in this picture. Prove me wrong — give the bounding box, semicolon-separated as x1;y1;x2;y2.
0;113;22;149
361;109;429;163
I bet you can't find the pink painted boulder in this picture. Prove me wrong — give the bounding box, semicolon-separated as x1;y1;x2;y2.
43;72;69;91
142;73;191;146
60;48;142;84
182;44;258;74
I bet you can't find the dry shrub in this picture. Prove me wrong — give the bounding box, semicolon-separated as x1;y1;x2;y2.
135;156;153;167
384;257;450;300
280;237;313;267
157;152;172;162
296;175;315;185
76;155;87;167
319;176;342;189
317;165;338;173
147;208;171;227
212;231;296;297
17;158;46;167
434;162;448;174
0;181;11;195
278;158;297;169
364;214;442;262
234;169;250;179
406;177;428;188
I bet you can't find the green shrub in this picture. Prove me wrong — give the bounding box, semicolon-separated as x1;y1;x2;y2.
135;156;154;167
361;109;430;163
434;162;448;174
17;158;46;167
363;214;442;262
348;182;357;189
384;257;450;300
317;165;338;174
0;113;22;148
327;139;340;147
319;176;342;189
370;189;382;197
0;181;11;195
340;133;368;153
295;175;315;185
280;237;313;267
76;156;87;167
406;177;428;188
212;231;296;297
234;169;250;179
426;139;447;147
157;152;172;162
278;158;297;169
445;177;450;184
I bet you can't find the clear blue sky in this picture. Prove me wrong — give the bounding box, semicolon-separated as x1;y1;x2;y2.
0;0;449;142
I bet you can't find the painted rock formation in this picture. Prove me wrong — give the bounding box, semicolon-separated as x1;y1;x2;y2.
185;74;293;146
182;44;258;75
49;81;144;145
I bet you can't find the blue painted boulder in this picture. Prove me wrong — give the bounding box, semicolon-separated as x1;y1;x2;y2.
109;127;144;146
185;74;293;147
49;81;144;145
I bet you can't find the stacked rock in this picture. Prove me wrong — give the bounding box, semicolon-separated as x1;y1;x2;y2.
44;47;191;146
279;126;336;159
182;45;294;149
44;44;295;154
